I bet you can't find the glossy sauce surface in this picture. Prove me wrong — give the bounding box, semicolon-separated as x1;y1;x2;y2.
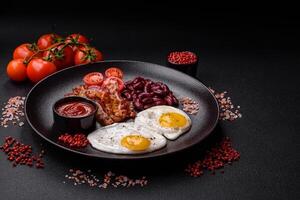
56;101;95;117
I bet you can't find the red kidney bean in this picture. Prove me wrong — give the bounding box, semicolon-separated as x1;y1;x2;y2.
164;95;173;105
141;97;153;104
123;92;132;100
133;82;144;90
153;89;167;96
133;77;144;84
144;82;152;93
171;95;179;105
134;98;143;110
161;84;170;93
138;92;153;99
143;103;156;109
152;97;162;102
154;99;167;105
132;93;137;100
127;84;134;90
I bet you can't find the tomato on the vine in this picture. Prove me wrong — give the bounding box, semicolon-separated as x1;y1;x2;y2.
105;67;123;79
27;58;57;83
65;34;89;50
43;44;74;69
37;34;62;50
74;47;103;65
13;43;39;60
83;72;104;86
102;77;124;92
6;59;27;82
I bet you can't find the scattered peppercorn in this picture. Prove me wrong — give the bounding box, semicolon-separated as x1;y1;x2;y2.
64;169;148;188
185;137;240;177
179;97;200;115
58;133;89;148
0;96;26;128
209;88;242;121
168;51;198;64
0;136;45;168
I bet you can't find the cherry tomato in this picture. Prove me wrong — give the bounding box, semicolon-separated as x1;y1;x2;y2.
74;47;103;65
43;44;74;69
105;67;123;79
103;77;124;92
13;43;39;60
37;34;62;50
83;72;104;86
27;58;57;83
65;34;89;50
6;59;27;82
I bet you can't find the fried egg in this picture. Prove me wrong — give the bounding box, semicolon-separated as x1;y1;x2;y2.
87;122;167;154
134;106;192;140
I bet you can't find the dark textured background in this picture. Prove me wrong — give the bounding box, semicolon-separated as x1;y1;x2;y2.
0;4;299;200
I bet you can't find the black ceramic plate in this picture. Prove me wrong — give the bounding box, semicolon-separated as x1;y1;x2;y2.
25;60;219;159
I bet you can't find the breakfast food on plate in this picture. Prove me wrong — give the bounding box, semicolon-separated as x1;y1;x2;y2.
88;122;167;154
122;77;178;111
134;106;192;140
59;68;195;154
67;70;136;126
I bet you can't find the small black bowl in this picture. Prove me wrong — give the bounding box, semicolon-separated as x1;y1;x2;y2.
167;51;198;77
52;96;98;134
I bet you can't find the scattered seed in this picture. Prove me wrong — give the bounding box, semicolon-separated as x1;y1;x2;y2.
179;97;200;115
64;169;148;189
185;137;240;177
58;133;89;148
0;136;45;169
209;88;242;121
0;96;26;128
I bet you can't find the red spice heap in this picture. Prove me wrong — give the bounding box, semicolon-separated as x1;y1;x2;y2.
185;137;240;177
168;51;198;64
0;136;45;168
209;88;242;121
179;97;200;115
58;133;89;148
64;169;148;188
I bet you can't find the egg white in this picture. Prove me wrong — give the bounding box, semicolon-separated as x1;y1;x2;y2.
134;106;192;140
87;122;167;154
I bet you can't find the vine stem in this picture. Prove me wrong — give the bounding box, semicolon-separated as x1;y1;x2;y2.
23;41;89;65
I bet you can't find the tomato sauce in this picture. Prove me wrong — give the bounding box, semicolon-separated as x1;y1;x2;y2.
56;101;95;117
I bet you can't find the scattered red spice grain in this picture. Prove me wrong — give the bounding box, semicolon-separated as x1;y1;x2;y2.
0;96;26;128
168;51;198;64
58;133;89;148
179;97;200;115
0;136;45;168
64;169;148;188
185;137;240;177
100;171;148;188
209;88;242;121
64;169;99;186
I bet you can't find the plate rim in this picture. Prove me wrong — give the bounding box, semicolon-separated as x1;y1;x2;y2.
25;60;219;159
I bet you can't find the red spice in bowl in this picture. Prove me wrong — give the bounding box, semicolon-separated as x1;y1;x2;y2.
167;51;198;76
168;51;198;65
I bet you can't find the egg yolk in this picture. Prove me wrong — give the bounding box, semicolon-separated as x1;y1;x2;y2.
121;135;151;151
159;112;187;128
